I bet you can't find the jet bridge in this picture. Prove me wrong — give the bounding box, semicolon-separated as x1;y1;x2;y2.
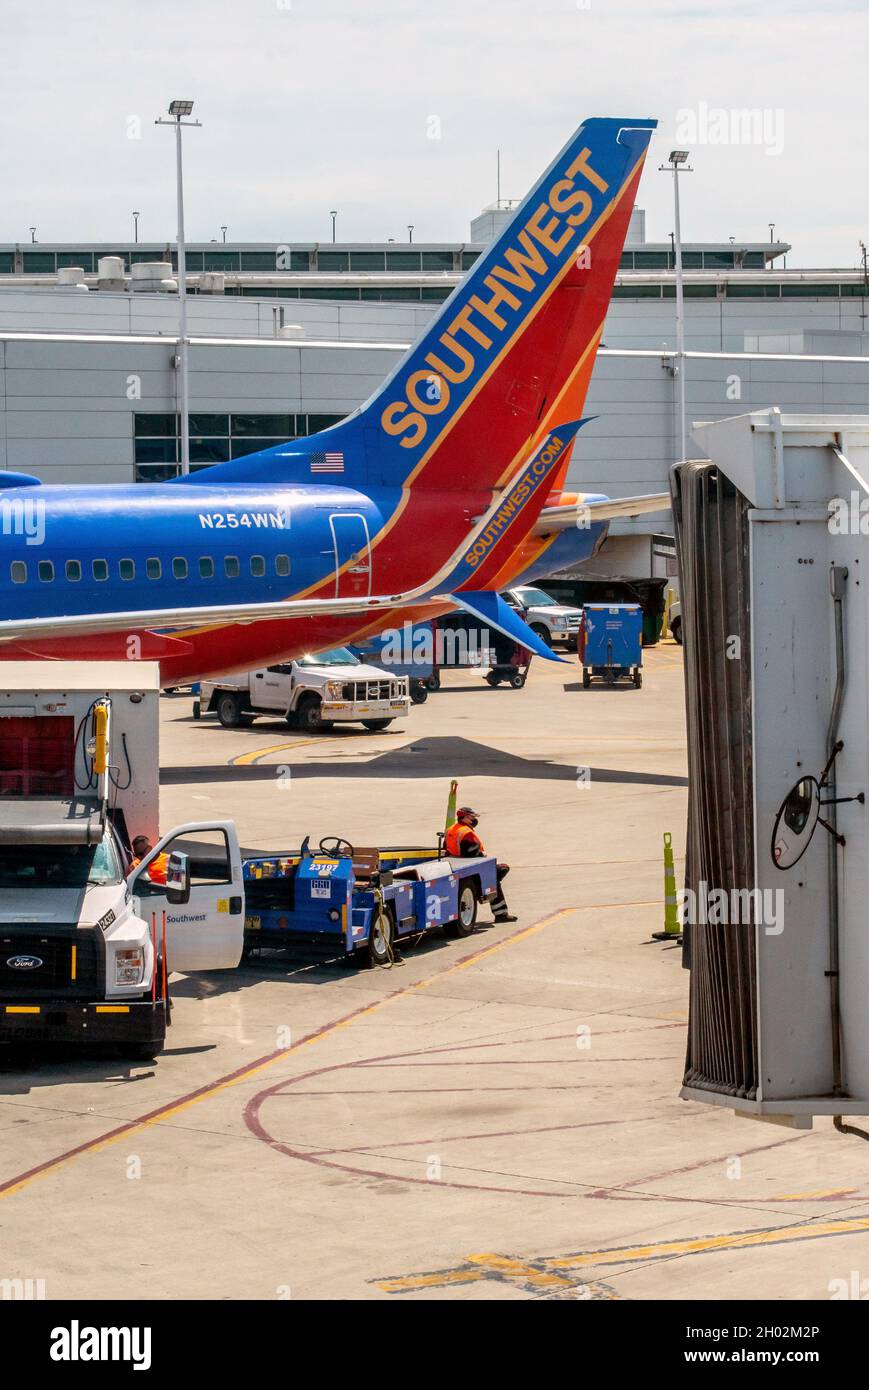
673;410;869;1128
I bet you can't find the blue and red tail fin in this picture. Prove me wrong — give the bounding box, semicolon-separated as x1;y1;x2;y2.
183;117;656;496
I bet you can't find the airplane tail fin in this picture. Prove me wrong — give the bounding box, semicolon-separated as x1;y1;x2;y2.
183;117;655;497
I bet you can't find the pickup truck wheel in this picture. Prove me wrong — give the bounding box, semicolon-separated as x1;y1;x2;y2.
368;904;394;966
446;882;478;938
296;695;326;731
216;693;251;728
410;682;428;704
530;623;552;646
362;718;393;731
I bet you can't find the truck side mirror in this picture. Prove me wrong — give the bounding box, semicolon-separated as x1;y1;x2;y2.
166;851;191;903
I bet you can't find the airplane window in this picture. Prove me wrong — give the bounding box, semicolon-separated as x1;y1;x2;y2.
66;560;82;582
250;555;265;577
173;557;188;580
92;559;109;581
10;561;27;584
119;559;135;581
199;556;214;579
38;560;54;582
146;558;162;580
224;556;240;578
275;555;290;576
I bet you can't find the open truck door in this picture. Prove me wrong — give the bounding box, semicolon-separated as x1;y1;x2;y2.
128;821;244;972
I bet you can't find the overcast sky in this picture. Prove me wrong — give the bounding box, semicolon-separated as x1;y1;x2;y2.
3;0;866;266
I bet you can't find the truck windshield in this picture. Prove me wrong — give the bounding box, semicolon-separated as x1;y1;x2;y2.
0;836;122;889
297;647;360;668
516;588;557;607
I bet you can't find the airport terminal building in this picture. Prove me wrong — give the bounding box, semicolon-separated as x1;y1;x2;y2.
2;205;868;580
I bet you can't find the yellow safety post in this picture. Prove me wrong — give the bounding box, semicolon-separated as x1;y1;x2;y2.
652;831;682;941
445;779;458;833
93;702;109;776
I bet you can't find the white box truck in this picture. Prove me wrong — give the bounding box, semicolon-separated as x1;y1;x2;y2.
0;662;244;1059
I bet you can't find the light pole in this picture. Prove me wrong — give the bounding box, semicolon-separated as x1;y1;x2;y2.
660;149;692;465
29;227;36;243
408;224;414;244
221;225;227;243
132;211;140;244
330;210;337;243
156;99;201;476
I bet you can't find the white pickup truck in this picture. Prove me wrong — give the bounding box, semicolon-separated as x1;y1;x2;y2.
196;647;411;733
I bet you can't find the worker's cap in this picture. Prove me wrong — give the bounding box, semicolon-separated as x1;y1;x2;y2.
457;806;479;817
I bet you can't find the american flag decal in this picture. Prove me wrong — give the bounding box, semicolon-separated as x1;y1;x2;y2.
309;451;345;473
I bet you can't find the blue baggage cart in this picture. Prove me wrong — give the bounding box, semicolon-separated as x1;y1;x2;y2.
580;603;643;688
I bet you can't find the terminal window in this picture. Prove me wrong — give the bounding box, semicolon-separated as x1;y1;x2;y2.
133;412;344;481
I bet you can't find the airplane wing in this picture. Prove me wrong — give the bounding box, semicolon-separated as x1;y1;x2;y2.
533;493;671;534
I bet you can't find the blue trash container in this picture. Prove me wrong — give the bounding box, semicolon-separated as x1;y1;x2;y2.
580;604;643;688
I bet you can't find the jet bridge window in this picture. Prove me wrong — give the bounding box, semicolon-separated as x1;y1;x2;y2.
224;556;240;578
146;558;162;580
250;555;266;577
38;561;54;582
10;562;26;584
65;560;81;582
172;558;188;580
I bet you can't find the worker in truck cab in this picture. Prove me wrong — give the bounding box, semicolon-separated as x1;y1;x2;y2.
445;807;517;924
131;835;169;886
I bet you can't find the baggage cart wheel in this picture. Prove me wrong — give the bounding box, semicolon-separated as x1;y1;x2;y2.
426;673;441;691
582;669;591;689
485;672;500;686
446;882;478;938
368;904;394;966
633;669;643;688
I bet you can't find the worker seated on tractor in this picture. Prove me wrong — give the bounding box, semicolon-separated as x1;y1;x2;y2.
131;835;169;886
445;806;517;924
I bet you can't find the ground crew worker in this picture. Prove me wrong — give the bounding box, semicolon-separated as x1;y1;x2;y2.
131;835;169;885
445;807;517;923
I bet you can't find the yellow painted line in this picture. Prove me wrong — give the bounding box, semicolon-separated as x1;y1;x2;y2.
378;1214;869;1293
466;1253;575;1289
545;1218;869;1270
5;1006;40;1015
94;1006;129;1015
229;737;333;768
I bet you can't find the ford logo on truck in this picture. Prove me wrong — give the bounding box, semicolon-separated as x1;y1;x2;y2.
5;955;43;970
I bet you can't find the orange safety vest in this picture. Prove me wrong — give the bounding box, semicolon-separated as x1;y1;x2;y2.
445;822;484;857
132;852;169;885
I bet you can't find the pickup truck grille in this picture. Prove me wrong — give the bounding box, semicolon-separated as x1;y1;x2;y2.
0;927;101;998
341;680;403;702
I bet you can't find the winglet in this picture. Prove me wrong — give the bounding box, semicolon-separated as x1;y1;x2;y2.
451;590;567;663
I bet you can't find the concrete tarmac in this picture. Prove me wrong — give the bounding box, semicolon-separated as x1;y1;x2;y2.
3;643;869;1301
